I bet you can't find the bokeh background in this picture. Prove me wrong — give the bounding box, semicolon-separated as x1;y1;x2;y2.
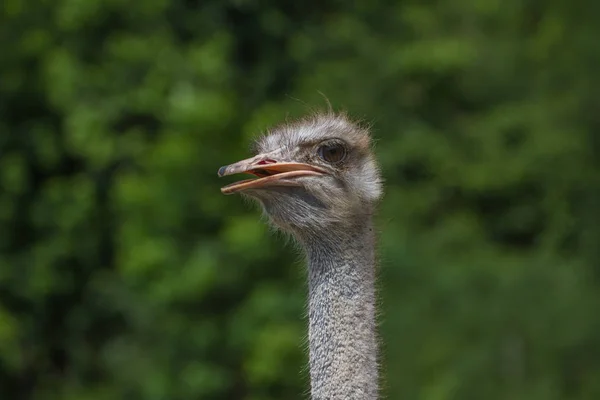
2;0;600;399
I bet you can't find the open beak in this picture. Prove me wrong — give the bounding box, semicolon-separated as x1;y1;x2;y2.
218;154;326;195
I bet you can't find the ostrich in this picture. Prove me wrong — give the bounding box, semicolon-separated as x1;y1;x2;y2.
218;112;383;399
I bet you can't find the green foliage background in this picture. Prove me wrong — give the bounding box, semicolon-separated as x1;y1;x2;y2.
1;0;600;399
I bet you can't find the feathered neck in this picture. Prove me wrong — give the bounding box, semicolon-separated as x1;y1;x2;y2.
302;218;379;399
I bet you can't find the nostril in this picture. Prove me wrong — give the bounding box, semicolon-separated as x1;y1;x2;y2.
257;159;277;165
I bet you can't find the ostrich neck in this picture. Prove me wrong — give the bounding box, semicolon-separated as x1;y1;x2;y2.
303;219;379;400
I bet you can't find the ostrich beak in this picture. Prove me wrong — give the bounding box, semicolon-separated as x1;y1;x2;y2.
218;154;326;195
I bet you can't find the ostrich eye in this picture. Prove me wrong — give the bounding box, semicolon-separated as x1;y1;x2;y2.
317;143;347;163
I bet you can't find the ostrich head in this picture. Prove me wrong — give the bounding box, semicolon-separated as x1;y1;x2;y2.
218;113;383;238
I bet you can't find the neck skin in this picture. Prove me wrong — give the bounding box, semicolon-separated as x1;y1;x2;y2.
302;218;379;400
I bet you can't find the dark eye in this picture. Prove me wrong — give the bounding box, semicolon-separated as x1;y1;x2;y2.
317;143;347;163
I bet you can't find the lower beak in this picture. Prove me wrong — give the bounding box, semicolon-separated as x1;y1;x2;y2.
218;156;326;195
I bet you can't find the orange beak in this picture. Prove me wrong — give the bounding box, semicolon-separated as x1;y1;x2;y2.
218;155;326;195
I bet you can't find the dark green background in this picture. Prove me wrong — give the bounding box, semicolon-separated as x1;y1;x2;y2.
1;0;600;399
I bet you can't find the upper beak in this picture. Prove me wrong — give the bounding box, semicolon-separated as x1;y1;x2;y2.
218;153;326;195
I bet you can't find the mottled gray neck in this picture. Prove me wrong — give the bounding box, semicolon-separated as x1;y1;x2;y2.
302;218;379;400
